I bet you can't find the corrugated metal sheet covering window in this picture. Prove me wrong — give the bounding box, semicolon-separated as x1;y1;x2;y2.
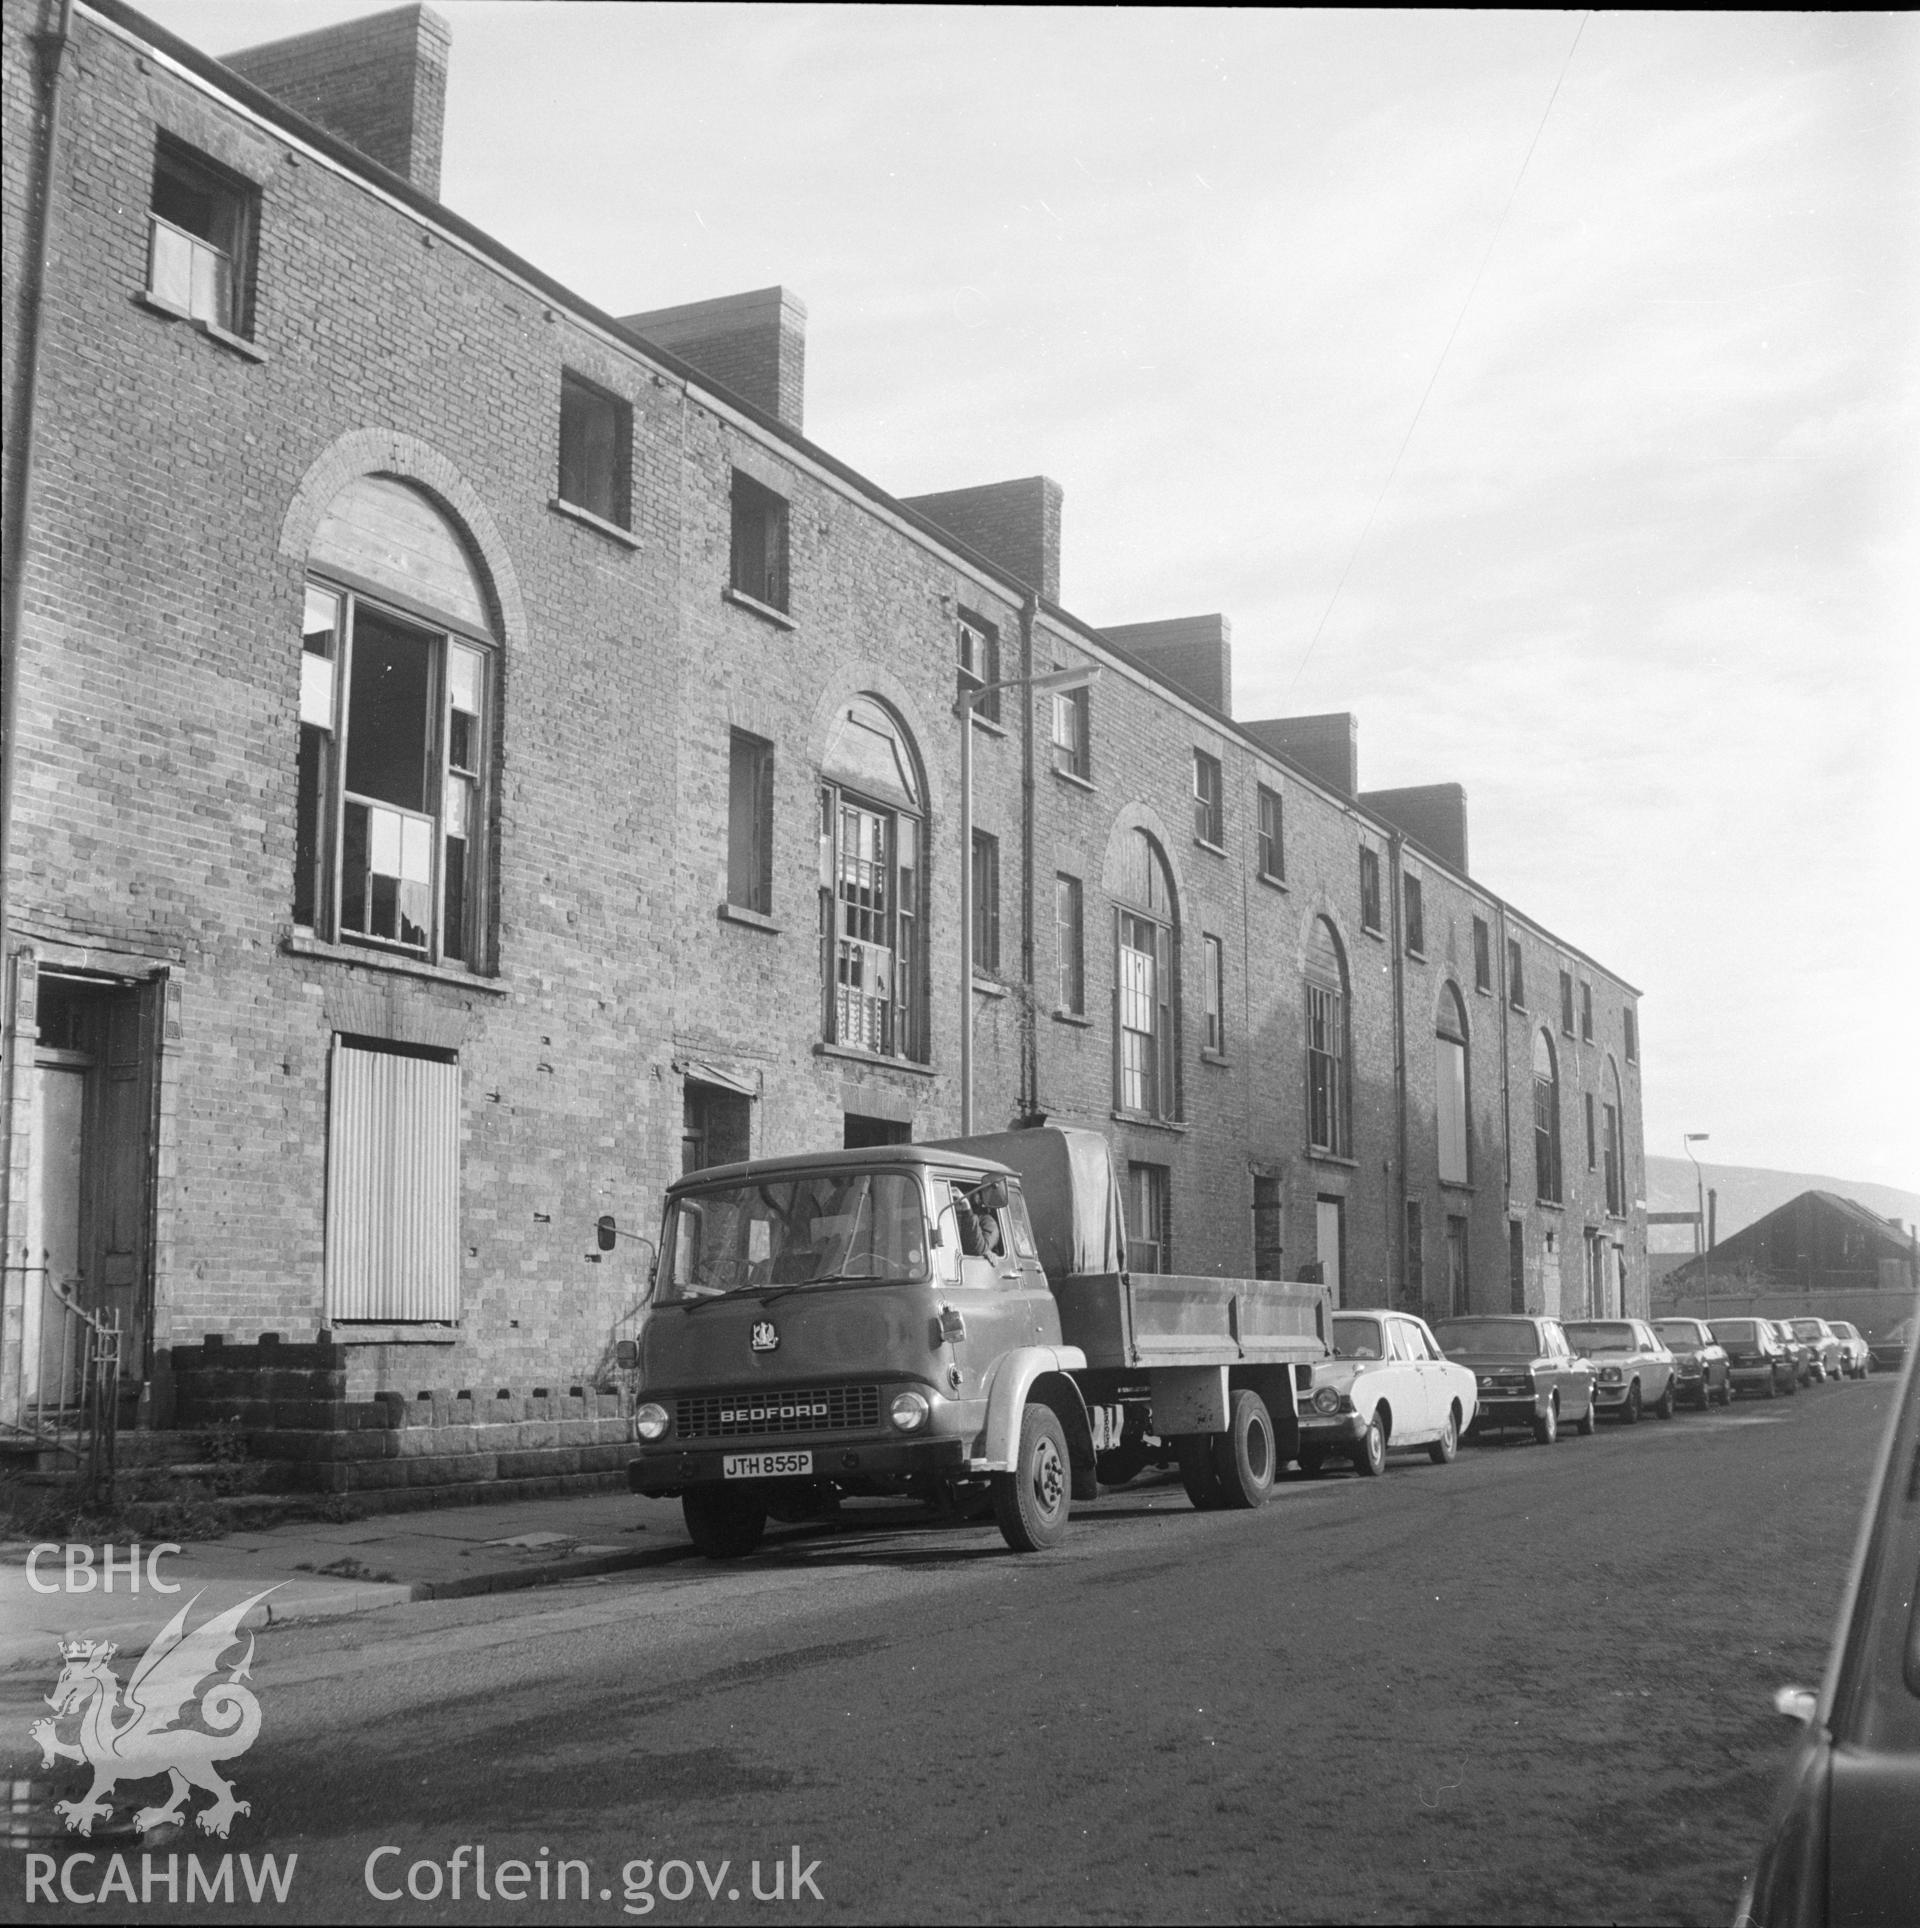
326;1040;460;1322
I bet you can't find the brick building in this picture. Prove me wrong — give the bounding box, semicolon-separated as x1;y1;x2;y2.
2;0;1646;1454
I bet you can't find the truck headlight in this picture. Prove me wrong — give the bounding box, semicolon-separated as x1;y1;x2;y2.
1312;1386;1341;1415
634;1403;670;1441
889;1390;930;1432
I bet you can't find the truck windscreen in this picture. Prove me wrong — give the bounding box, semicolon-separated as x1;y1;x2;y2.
658;1171;931;1302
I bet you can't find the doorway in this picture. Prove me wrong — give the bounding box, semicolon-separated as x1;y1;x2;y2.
25;975;158;1383
1315;1196;1344;1308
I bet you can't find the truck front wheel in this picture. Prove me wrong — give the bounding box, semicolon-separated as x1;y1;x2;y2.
1210;1389;1276;1509
683;1484;768;1560
993;1403;1072;1552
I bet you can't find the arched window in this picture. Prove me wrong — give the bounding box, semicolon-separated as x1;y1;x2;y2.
819;697;926;1061
1114;830;1177;1119
1532;1029;1562;1205
297;477;496;968
1305;917;1349;1156
1602;1059;1625;1216
1436;983;1469;1185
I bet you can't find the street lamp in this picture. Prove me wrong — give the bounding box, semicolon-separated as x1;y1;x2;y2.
1684;1133;1710;1292
956;662;1100;1133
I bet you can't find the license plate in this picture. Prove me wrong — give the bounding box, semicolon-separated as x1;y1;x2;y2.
723;1451;812;1479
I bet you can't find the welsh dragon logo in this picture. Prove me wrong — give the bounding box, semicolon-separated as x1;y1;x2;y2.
30;1588;277;1839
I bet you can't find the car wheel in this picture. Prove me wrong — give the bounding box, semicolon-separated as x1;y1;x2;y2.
1353;1411;1389;1476
1622;1382;1642;1425
1176;1433;1228;1511
1655;1379;1675;1421
682;1484;768;1560
993;1402;1073;1552
1210;1389;1277;1509
1428;1406;1459;1465
1574;1391;1597;1437
1533;1396;1558;1446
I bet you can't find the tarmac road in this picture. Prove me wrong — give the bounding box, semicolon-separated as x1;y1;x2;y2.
4;1372;1895;1925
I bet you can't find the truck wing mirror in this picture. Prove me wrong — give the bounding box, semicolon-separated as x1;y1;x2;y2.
969;1178;1008;1215
614;1339;639;1369
597;1215;618;1253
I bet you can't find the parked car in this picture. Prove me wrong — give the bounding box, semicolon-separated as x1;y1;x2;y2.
1734;1345;1919;1925
1434;1315;1597;1444
1709;1318;1796;1398
1294;1309;1479;1476
1769;1319;1819;1386
1826;1321;1871;1379
1566;1318;1677;1423
1867;1314;1911;1376
1651;1316;1731;1408
1787;1317;1843;1382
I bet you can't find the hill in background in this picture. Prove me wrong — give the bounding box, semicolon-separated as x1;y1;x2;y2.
1644;1155;1920;1253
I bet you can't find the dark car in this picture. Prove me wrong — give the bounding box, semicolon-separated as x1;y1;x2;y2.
1867;1315;1911;1377
1734;1346;1920;1924
1434;1314;1597;1444
1652;1316;1731;1408
1769;1319;1821;1387
1709;1317;1797;1399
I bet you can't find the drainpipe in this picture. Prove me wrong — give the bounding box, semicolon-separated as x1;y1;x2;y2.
0;0;76;1268
1016;591;1039;1125
1496;899;1515;1299
1387;834;1407;1308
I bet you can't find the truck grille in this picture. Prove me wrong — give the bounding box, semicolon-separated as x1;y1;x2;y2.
675;1386;882;1438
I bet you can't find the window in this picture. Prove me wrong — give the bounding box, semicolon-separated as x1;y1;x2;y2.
1584;1091;1597;1171
1055;874;1084;1015
148;137;254;336
1508;938;1526;1010
730;472;789;611
957;613;1000;723
1404;874;1425;957
683;1080;752;1174
1193;751;1224;847
1624;1006;1638;1063
1508;1219;1526;1312
1580;980;1594;1042
325;1038;459;1322
1252;1174;1282;1280
1473;917;1491;994
1436;986;1469;1185
1559;969;1576;1037
297;477;496;969
1257;785;1285;882
1360;847;1382;933
557;371;630;528
1406;1199;1425;1297
819;697;925;1060
726;730;773;915
1446;1216;1469;1319
1203;934;1224;1054
1306;917;1350;1157
1603;1064;1625;1215
971;831;1000;975
1533;1030;1563;1205
1126;1162;1171;1274
1051;685;1090;780
1114;830;1177;1120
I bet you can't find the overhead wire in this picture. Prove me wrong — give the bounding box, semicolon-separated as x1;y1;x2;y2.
1282;10;1590;704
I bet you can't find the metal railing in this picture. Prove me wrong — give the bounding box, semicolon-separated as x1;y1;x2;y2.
1;1262;120;1501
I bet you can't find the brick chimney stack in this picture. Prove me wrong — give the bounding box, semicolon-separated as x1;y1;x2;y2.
624;289;808;432
224;4;452;198
901;478;1063;604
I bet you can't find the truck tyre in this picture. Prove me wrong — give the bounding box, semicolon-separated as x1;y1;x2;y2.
1210;1390;1276;1509
1176;1434;1228;1510
683;1485;767;1560
993;1402;1072;1552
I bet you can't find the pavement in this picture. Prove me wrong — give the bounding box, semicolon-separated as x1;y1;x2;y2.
0;1488;695;1674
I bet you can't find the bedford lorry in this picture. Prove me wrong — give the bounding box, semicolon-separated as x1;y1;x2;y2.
617;1124;1331;1556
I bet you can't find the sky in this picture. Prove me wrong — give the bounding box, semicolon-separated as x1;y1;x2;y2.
137;3;1920;1190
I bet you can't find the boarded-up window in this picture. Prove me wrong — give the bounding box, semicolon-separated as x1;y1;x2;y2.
326;1040;460;1322
1436;986;1469;1185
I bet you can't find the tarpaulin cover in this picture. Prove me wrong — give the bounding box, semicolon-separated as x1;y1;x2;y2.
926;1126;1127;1279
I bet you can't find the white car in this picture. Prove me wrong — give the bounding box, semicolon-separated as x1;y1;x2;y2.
1294;1309;1479;1476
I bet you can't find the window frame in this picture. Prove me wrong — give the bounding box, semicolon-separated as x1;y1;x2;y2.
1192;750;1224;848
1472;916;1492;994
1360;847;1382;935
729;471;790;612
147;134;257;339
1624;1006;1638;1064
971;830;1001;977
1533;1030;1563;1205
1051;684;1091;781
296;576;495;972
1580;979;1594;1042
1256;784;1285;883
1404;873;1425;958
1559;969;1576;1038
557;369;632;531
1508;938;1527;1011
1113;831;1179;1122
1055;872;1085;1016
1126;1161;1172;1275
1436;987;1469;1185
957;612;1001;724
1202;932;1225;1055
726;729;775;916
1306;918;1351;1158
